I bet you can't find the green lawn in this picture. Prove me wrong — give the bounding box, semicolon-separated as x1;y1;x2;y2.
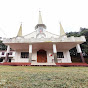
0;66;88;88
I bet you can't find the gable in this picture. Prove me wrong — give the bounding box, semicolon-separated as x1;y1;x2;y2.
24;31;36;38
23;31;59;38
45;31;59;38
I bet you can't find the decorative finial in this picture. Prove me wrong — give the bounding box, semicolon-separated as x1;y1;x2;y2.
38;11;43;24
17;23;22;37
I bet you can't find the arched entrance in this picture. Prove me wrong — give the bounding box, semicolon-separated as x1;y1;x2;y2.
37;49;47;63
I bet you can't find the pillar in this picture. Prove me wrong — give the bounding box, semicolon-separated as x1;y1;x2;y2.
53;44;58;63
29;44;32;63
4;45;10;62
76;44;85;63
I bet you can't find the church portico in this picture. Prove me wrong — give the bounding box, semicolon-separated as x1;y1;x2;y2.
3;42;74;63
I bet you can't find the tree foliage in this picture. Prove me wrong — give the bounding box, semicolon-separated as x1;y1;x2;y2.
66;27;88;56
0;40;7;50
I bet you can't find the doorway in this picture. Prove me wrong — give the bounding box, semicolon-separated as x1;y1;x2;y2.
37;49;47;63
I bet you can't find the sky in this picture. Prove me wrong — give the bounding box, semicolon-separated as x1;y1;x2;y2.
0;0;88;38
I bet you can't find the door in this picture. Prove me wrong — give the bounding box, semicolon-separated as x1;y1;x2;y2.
37;49;47;63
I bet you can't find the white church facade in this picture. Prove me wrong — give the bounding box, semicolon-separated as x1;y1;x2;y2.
0;12;86;65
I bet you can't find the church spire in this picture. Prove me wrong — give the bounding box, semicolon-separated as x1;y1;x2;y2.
17;23;22;37
35;11;46;29
59;22;66;36
38;11;43;24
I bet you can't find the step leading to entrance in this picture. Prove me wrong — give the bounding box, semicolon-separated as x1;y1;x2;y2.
31;63;56;65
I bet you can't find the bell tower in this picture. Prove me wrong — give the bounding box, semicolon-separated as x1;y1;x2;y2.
35;11;46;38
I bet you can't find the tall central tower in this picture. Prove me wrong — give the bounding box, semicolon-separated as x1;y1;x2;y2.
35;11;46;38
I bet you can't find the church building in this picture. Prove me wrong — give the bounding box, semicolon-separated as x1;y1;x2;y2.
0;12;86;65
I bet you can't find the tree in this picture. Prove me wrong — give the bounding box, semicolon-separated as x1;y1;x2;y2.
66;28;88;56
0;40;7;50
80;28;88;56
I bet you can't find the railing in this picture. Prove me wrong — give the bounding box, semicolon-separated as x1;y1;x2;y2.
0;52;15;57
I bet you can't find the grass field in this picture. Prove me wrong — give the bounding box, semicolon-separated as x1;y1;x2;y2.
0;66;88;88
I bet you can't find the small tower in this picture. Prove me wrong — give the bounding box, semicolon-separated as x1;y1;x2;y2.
59;22;66;36
17;23;22;37
35;11;46;38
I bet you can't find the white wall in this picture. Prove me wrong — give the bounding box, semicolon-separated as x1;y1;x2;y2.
31;50;37;63
13;49;54;63
12;49;71;63
58;50;72;63
13;51;29;62
47;50;54;63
